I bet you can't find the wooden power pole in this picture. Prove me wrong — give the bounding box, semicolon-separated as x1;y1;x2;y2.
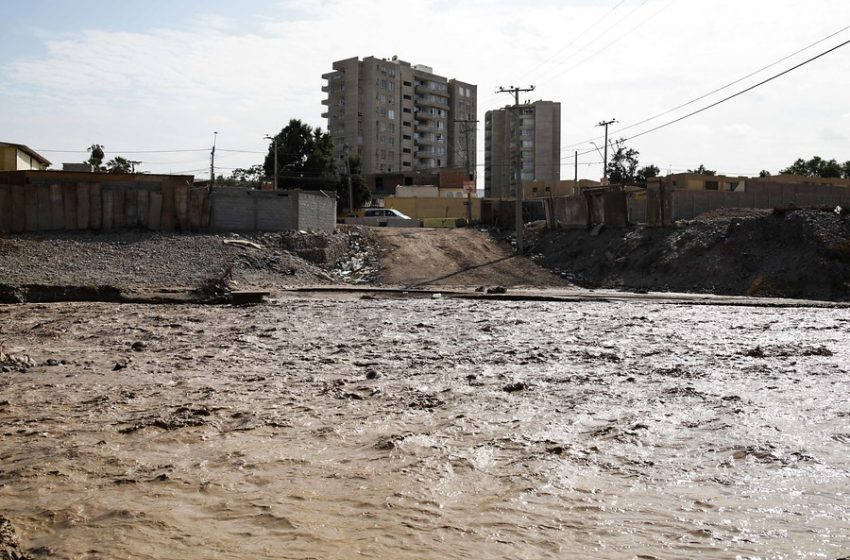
496;85;535;255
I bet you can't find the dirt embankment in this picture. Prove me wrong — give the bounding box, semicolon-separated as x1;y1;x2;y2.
3;208;848;302
528;207;850;301
371;228;567;288
0;227;567;302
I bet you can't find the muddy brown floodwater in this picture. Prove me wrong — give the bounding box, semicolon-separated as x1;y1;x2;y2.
1;295;849;559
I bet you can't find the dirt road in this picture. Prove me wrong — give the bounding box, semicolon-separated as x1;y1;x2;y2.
372;228;567;288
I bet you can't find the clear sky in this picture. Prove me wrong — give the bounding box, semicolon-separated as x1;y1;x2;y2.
2;0;849;181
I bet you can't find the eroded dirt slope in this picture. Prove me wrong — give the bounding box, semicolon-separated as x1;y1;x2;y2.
372;228;568;288
529;207;850;301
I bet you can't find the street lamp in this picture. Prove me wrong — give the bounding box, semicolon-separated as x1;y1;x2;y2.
264;134;278;190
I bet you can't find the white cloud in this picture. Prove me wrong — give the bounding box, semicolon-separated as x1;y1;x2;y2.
2;0;850;176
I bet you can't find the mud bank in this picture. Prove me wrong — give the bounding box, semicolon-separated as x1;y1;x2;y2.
529;207;850;301
1;297;848;559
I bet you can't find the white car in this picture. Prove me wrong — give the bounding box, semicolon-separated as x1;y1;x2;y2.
359;208;422;227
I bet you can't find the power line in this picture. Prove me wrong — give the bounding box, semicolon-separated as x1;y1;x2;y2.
36;148;208;154
622;36;850;143
535;0;658;86
513;0;629;85
477;0;634;109
615;23;850;136
558;25;850;152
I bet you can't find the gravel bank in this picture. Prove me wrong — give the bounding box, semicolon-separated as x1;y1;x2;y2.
0;227;380;294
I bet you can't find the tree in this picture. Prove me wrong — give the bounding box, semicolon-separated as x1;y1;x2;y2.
688;164;716;175
605;139;658;186
106;156;132;174
606;139;639;185
843;161;850;180
780;156;843;178
338;154;370;212
232;165;265;187
759;169;771;178
263;119;337;189
86;144;105;168
638;164;660;183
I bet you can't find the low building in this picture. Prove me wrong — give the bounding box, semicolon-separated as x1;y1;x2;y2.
0;142;51;171
648;173;749;192
394;185;468;198
523;179;601;199
368;167;469;197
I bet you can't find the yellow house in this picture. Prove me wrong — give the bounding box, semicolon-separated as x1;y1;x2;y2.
0;142;51;171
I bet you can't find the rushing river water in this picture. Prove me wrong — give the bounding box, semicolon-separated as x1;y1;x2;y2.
1;296;849;559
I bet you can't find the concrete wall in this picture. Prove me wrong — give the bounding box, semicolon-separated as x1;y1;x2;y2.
209;188;336;232
298;191;337;231
0;172;203;233
644;180;850;225
0;172;336;234
395;185;439;198
384;196;480;220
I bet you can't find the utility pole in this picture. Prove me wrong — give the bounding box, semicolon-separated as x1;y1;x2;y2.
264;134;278;190
455;119;478;225
210;133;215;183
574;150;578;192
496;85;535;107
596;119;616;185
342;144;353;216
496;85;535;255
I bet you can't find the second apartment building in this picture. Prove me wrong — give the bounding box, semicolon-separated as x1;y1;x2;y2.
322;56;477;182
484;100;561;198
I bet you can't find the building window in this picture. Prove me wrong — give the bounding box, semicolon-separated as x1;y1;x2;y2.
388;109;395;120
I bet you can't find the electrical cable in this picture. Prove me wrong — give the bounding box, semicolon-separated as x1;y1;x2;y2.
615;23;850;135
622;36;850;143
558;25;850;152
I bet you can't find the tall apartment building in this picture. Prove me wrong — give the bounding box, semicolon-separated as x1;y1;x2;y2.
484;100;561;198
322;56;477;181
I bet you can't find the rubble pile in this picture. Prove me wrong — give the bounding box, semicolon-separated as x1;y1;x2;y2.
0;347;34;373
329;230;380;283
0;227;383;295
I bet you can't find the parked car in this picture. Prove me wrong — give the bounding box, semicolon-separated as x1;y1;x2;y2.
358;208;422;227
363;208;409;219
